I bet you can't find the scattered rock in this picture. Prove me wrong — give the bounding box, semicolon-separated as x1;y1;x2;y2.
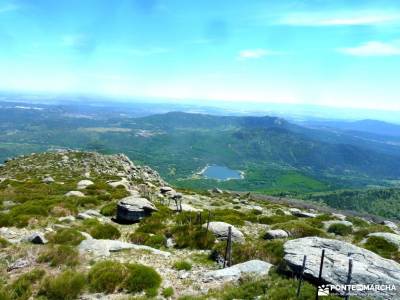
331;213;347;221
202;222;245;243
212;188;223;194
166;238;176;248
58;216;76;223
7;258;31;272
160;186;174;194
169;203;202;212
65;191;85;197
77;179;94;189
289;208;316;218
42;176;55;184
24;232;48;244
203;260;272;282
264;229;289;240
77;210;102;220
284;237;400;299
78;239;170;257
116;196;157;223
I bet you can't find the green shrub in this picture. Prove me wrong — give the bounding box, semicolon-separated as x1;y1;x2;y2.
211;209;247;226
129;231;150;244
172;225;215;249
144;234;165;249
49;228;85;246
364;236;400;260
89;223;121;240
6;269;45;300
173;260;192;271
272;220;327;238
258;215;296;225
100;203;116;216
327;223;353;236
38;270;86;300
306;214;336;228
346;216;369;228
0;237;10;248
211;240;284;266
123;264;161;295
88;261;127;294
38;245;79;267
352;224;394;243
162;287;174;298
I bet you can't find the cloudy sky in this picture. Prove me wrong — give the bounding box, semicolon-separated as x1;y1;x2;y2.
1;0;400;110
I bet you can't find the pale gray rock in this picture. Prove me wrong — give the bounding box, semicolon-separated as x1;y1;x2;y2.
284;237;400;299
65;191;85;197
77;179;94;189
202;222;244;243
212;188;223;194
169;203;202;212
116;196;157;223
78;239;170;257
264;229;289;240
42;176;55;184
7;258;31;272
58;216;76;223
160;186;174;194
331;213;347;221
203;260;272;282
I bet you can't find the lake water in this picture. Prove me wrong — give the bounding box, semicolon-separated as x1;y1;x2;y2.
202;165;242;180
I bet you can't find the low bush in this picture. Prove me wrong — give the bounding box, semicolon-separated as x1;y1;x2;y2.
162;287;174;298
6;268;45;300
173;260;192;271
364;236;400;261
89;223;121;240
258;215;296;225
327;223;353;236
172;225;215;249
211;240;284;266
100;203;116;216
0;237;10;248
48;228;85;246
272;220;327;238
38;245;79;267
123;264;162;296
38;270;86;300
88;260;127;294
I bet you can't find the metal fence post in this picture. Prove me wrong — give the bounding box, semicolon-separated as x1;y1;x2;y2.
297;255;307;298
316;249;325;300
223;226;232;268
345;256;353;300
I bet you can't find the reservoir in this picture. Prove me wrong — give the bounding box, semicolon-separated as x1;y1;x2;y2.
201;165;243;180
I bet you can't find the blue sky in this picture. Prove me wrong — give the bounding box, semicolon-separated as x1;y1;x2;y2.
1;0;400;110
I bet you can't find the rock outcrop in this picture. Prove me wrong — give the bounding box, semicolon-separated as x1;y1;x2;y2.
284;237;400;299
65;191;85;197
366;232;400;248
264;229;288;240
116;196;157;223
77;179;94;189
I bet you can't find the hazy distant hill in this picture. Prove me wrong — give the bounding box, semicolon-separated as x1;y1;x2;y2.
1;104;400;193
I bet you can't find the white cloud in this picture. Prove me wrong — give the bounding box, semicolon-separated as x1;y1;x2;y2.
338;41;400;56
238;49;277;60
278;11;400;26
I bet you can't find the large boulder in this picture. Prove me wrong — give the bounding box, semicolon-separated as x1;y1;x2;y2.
322;220;353;230
289;208;317;218
381;221;399;232
202;222;245;243
78;239;170;257
203;260;272;282
116;196;157;223
284;237;400;299
77;179;94;189
24;232;48;244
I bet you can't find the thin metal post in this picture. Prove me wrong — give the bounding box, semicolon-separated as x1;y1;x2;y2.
223;226;232;268
316;249;325;300
206;211;211;232
296;255;307;298
345;257;353;300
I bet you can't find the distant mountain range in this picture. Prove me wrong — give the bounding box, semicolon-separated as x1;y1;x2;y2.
1;101;400;194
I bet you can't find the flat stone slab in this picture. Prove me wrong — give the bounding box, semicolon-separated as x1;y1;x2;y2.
203;260;272;282
202;221;245;243
78;239;170;257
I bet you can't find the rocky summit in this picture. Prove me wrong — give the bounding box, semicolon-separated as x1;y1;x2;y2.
1;150;400;299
